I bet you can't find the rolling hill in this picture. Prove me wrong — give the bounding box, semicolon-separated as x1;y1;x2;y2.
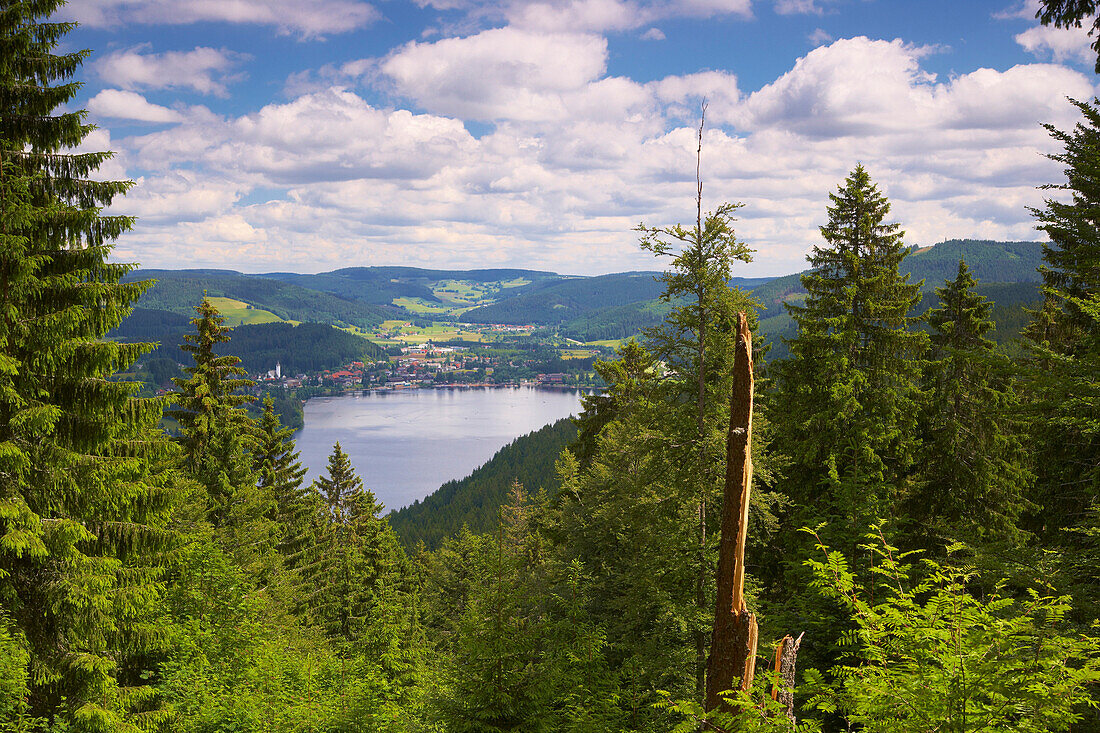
124;269;391;329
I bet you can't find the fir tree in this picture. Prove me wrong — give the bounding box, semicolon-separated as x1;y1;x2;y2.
908;260;1031;547
0;1;175;726
303;443;406;655
634;110;758;701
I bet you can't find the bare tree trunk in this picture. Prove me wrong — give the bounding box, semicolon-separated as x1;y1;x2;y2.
705;312;757;712
771;632;804;725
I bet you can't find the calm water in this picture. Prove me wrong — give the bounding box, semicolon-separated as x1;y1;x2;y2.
295;387;586;511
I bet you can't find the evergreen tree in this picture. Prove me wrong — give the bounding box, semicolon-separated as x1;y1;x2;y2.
1027;97;1100;357
254;396;310;558
1023;102;1100;646
1024;99;1100;547
907;260;1031;547
168;298;260;530
0;1;175;727
634;112;760;701
774;164;925;538
303;443;409;661
768;165;926;681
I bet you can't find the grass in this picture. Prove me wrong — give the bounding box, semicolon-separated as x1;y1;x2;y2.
368;320;488;345
584;337;640;350
206;297;287;326
560;349;598;359
393;296;476;316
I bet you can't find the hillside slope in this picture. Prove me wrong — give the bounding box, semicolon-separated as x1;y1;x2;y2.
389;418;577;549
125;269;390;328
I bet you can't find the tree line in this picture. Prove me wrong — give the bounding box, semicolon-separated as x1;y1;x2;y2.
2;3;1100;732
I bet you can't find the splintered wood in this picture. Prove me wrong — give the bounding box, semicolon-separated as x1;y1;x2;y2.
705;311;758;712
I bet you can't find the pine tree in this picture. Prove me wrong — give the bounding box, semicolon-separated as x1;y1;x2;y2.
908;260;1031;546
0;2;175;726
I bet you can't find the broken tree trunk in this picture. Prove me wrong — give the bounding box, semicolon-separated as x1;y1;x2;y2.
705;311;758;712
770;632;804;725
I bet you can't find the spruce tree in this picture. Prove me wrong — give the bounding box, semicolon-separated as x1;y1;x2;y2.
908;260;1031;546
0;1;174;726
1023;99;1100;632
168;298;259;529
303;442;405;654
1026;97;1100;357
768;165;925;679
774;164;925;536
254;396;309;556
634;111;757;701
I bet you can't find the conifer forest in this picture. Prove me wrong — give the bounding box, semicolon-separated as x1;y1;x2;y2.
4;1;1100;731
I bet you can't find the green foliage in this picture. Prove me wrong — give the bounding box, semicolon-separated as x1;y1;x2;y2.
802;528;1100;732
906;260;1032;547
0;3;178;727
773;164;926;544
167;299;263;534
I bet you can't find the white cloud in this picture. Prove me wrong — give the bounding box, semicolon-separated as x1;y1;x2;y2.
1016;23;1095;65
101;36;1097;276
87;90;184;123
641;27;666;40
380;28;611;121
413;0;751;33
96;46;248;97
61;0;379;37
808;27;833;46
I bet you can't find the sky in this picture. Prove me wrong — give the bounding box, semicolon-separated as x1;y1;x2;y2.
57;0;1100;276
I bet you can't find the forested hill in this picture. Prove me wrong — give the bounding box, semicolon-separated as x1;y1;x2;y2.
388;418;578;549
753;239;1044;320
125;269;391;328
459;272;775;326
110;312;383;375
260;266;560;305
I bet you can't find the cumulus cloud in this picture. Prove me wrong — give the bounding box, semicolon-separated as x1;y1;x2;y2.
102;36;1097;275
96;46;249;97
1015;23;1095;65
641;27;666;40
61;0;379;37
808;27;833;45
380;28;612;121
87;89;184;123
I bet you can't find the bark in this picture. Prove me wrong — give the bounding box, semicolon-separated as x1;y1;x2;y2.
705;311;757;712
770;632;804;725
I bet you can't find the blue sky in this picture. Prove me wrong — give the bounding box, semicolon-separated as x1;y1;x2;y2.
58;0;1099;275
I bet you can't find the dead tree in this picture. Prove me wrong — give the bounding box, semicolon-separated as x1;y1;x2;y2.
705;311;758;711
771;632;804;724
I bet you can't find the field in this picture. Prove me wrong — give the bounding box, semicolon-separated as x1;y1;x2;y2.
206;297;288;326
368;320;489;345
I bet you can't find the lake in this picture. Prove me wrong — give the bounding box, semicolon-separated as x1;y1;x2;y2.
294;386;587;511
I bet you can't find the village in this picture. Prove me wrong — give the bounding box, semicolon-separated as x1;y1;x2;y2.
253;341;600;393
